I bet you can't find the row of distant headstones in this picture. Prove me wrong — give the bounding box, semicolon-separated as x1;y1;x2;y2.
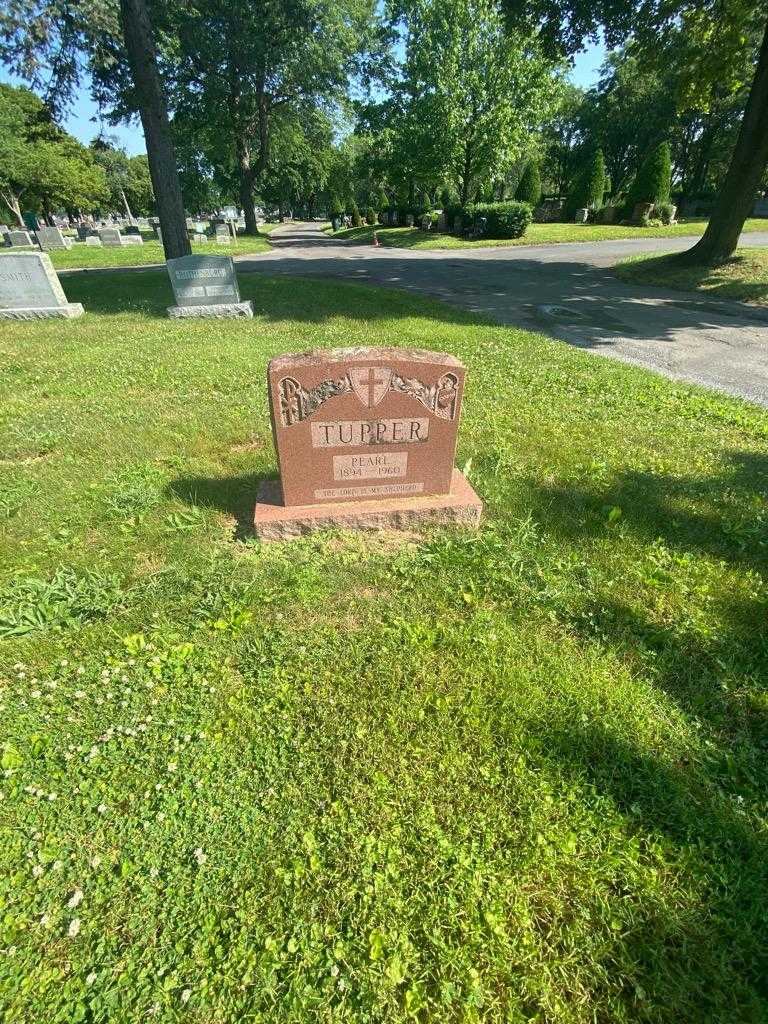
1;219;246;250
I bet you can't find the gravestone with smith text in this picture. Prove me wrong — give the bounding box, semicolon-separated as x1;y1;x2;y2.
166;254;253;318
0;252;83;319
253;346;482;539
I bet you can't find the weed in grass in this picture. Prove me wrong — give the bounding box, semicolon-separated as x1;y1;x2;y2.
0;569;124;638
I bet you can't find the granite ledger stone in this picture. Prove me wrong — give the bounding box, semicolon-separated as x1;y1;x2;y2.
254;346;482;539
166;254;253;318
0;252;84;319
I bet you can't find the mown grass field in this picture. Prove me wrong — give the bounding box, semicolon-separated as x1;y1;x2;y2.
1;269;767;1023
616;247;768;306
17;224;282;270
326;218;768;250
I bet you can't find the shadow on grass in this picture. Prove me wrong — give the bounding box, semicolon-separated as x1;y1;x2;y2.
62;268;173;317
525;449;768;576
618;252;768;305
60;266;479;326
508;449;768;1011
166;471;273;541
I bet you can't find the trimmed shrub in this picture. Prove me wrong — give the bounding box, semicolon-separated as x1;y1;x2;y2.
565;148;606;219
624;142;672;217
515;161;541;207
466;201;532;239
329;194;343;218
350;201;363;227
365;207;376;226
444;203;471;231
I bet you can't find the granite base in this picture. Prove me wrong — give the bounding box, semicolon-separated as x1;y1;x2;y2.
254;468;482;541
0;303;84;320
167;301;254;319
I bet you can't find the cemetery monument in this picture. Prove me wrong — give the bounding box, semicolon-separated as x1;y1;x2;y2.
35;227;73;250
0;252;84;319
254;346;483;539
166;254;253;318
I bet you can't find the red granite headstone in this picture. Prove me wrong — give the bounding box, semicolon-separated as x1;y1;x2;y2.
254;346;482;539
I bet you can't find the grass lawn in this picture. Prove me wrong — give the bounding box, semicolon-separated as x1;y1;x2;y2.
616;247;768;306
1;269;767;1022
326;218;768;250
14;225;282;271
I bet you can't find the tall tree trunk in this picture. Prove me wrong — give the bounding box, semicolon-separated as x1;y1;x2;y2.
678;14;768;265
2;191;24;227
119;0;190;260
120;186;135;224
236;142;259;235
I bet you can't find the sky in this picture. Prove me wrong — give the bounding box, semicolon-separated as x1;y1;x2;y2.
2;39;606;158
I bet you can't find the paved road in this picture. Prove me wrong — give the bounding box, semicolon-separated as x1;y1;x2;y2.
237;221;768;407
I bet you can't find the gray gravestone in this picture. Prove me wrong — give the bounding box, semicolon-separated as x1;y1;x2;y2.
215;225;232;244
125;225;142;236
0;252;83;319
99;227;124;247
35;226;73;250
76;224;90;241
7;230;35;248
574;208;589;224
85;236;103;246
194;233;207;243
166;254;252;318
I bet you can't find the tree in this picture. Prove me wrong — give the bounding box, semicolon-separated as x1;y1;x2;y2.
1;0;191;258
515;160;541;205
625;141;671;213
169;0;375;234
386;0;561;206
0;84;108;224
500;0;768;263
565;146;605;217
580;48;676;196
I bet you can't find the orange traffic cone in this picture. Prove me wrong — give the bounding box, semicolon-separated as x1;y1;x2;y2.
372;231;380;247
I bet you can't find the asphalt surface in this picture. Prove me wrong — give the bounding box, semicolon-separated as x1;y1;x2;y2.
237;221;768;408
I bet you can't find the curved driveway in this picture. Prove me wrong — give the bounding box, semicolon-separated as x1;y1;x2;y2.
238;221;768;407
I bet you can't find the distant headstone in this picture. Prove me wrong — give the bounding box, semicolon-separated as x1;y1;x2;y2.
453;214;463;234
574;208;589;224
7;230;35;248
124;225;142;236
0;252;83;319
85;236;103;247
215;225;232;244
99;227;123;247
166;254;252;318
194;233;207;243
421;215;431;232
99;227;143;247
35;226;73;250
390;211;399;226
436;212;447;231
405;213;414;227
76;224;90;241
253;347;482;540
631;202;653;225
598;206;617;224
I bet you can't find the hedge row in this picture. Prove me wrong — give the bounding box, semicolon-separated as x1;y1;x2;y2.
444;201;532;239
